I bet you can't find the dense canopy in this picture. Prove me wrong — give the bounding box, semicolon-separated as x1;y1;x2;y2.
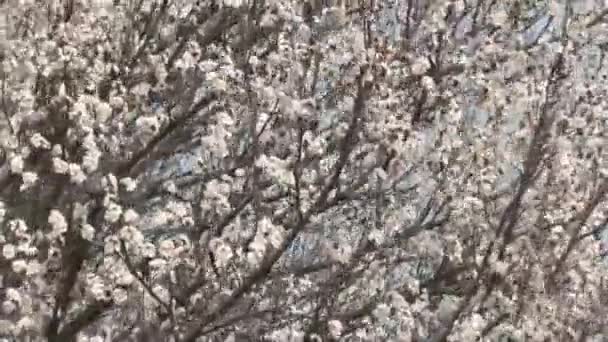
0;0;608;341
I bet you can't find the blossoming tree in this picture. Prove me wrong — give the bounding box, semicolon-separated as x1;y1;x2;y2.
0;0;607;341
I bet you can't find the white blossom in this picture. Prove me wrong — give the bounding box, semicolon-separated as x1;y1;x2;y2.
9;156;24;174
494;260;509;276
104;202;122;223
122;209;139;223
118;225;144;246
112;288;128;304
5;288;21;304
29;133;50;149
151;285;169;304
368;229;385;245
52;158;69;174
246;248;264;267
19;171;37;191
48;210;68;236
11;259;27;273
163;180;177;193
328;320;343;338
141;242;156;258
2;244;15;260
223;0;243;8
51;144;62;157
89;279;108;301
411;57;430;75
82;149;101;173
135;116;159;137
15;317;35;333
109;96;124;109
95;101;112;123
25;260;41;275
69;163;87;184
149;258;167;269
116;271;135;286
81;224;96;241
120;177;138;192
158;240;176;258
0;202;5;223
